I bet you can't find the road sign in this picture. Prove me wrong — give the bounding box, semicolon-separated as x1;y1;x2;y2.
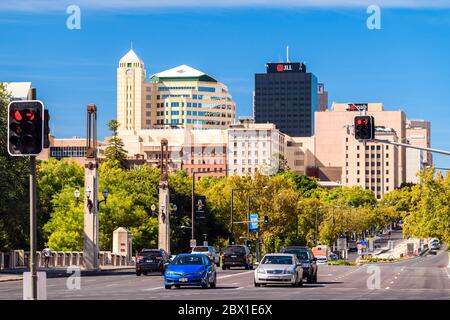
194;195;206;219
337;237;347;251
190;239;196;248
249;213;259;233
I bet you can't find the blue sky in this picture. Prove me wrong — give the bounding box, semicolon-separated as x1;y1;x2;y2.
0;1;449;168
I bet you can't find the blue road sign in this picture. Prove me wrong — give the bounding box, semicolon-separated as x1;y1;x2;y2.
249;213;259;233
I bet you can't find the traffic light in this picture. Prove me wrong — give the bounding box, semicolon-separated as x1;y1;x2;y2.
246;239;252;248
43;109;50;148
263;215;269;224
354;115;375;140
8;101;44;156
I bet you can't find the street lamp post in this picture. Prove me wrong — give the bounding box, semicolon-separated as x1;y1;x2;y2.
76;188;108;211
191;170;206;247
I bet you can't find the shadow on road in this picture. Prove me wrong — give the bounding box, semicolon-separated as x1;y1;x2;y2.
169;286;239;290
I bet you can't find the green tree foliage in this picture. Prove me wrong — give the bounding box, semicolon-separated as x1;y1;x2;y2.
0;84;30;251
104;119;128;169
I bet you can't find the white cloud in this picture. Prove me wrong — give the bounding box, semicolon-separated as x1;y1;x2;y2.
0;0;450;12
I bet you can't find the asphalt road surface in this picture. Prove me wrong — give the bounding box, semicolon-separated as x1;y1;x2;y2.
0;249;449;300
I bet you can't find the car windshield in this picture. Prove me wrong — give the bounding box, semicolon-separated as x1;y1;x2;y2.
225;246;246;254
192;247;209;252
172;255;205;265
261;256;293;265
283;250;309;261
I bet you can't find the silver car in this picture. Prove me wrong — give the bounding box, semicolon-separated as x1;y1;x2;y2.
254;253;303;287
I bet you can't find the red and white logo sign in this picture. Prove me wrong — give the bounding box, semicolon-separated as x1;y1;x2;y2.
276;64;283;72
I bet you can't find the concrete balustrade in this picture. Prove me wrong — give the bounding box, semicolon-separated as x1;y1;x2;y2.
0;251;132;269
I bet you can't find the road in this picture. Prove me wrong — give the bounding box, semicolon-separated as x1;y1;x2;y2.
0;249;448;300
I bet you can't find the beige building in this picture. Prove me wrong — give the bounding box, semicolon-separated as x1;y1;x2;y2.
314;103;407;199
285;136;316;175
405;119;432;183
117;49;236;133
37;135;106;165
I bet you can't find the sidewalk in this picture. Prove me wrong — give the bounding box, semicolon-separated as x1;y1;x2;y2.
0;265;135;282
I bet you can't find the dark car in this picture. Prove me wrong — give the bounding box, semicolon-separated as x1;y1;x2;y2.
281;246;318;283
136;249;171;276
222;245;253;270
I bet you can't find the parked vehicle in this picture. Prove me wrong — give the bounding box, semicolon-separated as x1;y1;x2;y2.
164;254;216;289
221;245;253;270
316;256;328;264
191;246;220;266
254;254;303;287
136;249;171;276
312;245;331;263
281;246;318;283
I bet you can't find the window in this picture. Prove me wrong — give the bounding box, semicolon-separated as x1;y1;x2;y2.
357;162;360;167
386;154;389;158
386;162;389;166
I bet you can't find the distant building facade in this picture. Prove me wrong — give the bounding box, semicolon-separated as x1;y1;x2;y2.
405;119;432;183
317;83;328;112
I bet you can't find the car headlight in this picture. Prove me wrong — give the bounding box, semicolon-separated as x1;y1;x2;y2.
257;268;266;274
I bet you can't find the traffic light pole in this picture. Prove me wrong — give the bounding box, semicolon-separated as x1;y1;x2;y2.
371;139;450;156
29;156;37;300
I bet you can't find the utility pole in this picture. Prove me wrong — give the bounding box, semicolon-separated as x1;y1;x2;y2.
29;88;38;300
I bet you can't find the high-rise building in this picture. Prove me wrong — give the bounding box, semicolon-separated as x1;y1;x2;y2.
405;119;432;183
2;82;33;100
314;103;407;199
254;62;318;137
117;49;236;132
317;83;328;112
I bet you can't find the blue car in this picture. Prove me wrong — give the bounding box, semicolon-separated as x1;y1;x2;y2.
164;254;217;289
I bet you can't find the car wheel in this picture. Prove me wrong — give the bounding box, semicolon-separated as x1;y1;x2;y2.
298;279;303;287
201;283;208;289
136;272;141;276
222;265;227;270
254;281;261;287
165;285;172;289
210;276;217;289
174;285;180;288
244;263;249;270
249;264;253;270
143;271;148;276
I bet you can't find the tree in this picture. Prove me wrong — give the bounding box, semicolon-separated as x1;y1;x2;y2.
104;119;128;169
0;84;30;251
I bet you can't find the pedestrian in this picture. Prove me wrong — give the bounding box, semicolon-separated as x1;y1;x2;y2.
42;247;51;268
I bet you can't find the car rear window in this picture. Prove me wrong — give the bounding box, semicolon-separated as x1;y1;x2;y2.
192;247;209;252
283;250;309;261
225;246;246;254
140;250;162;257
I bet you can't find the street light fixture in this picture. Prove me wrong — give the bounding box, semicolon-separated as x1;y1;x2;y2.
82;187;108;213
74;189;80;205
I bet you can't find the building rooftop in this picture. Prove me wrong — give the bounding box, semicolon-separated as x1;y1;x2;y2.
119;49;142;62
2;82;32;100
151;64;217;82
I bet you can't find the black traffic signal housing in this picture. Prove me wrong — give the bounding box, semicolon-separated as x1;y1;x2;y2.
44;109;50;148
354;115;375;140
263;215;269;224
246;239;252;248
8;100;44;156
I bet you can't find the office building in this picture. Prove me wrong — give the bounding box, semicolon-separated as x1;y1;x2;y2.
254;62;318;137
405;119;432;183
314;103;407;199
317;83;328;112
117;49;236;132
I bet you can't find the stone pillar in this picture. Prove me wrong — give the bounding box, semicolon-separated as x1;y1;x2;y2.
112;227;132;263
83;159;99;270
158;139;170;254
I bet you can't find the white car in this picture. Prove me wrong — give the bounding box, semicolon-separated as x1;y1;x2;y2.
191;246;220;266
254;253;303;287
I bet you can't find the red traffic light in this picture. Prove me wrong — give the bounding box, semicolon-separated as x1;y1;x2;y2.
12;110;23;121
25;109;36;121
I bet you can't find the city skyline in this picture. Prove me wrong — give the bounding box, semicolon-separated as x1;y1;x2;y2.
1;6;449;168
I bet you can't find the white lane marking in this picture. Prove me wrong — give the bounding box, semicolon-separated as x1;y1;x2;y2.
390;281;394;284
394;277;398;280
385;287;390;290
142;286;164;291
106;284;119;287
217;271;253;280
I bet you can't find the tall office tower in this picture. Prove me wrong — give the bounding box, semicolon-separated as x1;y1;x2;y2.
317;83;328;112
117;49;146;131
254;62;318;137
117;49;236;133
